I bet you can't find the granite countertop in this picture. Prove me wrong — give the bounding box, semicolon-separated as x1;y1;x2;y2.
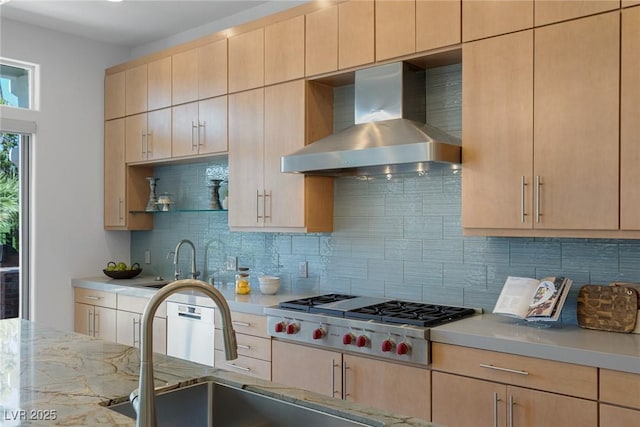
0;319;432;426
430;314;640;374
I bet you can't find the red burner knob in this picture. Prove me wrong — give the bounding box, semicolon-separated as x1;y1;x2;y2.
396;342;411;355
381;339;395;353
286;323;299;335
356;335;369;348
343;333;355;345
274;321;286;333
312;327;326;340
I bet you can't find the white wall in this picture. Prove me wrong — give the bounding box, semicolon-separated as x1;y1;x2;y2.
0;18;131;331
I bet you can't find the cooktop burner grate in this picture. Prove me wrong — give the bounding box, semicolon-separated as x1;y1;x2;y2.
345;301;477;327
278;294;356;312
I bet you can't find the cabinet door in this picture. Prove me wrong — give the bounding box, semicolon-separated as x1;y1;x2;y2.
198;39;227;99
198;96;228;155
147;108;172;161
462;0;533;42
125;113;147;163
265;15;305;85
534;13;619;230
343;354;430;421
228;88;264;227
116;311;166;354
338;0;375;69
462;31;533;229
432;372;506;427
93;306;117;342
264;80;306;228
272;341;342;398
375;0;415;61
620;6;640;230
125;64;147;116
228;28;264;93
305;5;338;76
74;303;93;336
104;119;125;228
171;102;199;158
508;386;597;427
172;48;198;106
416;0;461;52
535;0;620;26
147;56;172;111
600;404;640;427
104;71;125;120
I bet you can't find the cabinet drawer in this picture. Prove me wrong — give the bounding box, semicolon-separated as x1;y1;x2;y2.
118;294;166;318
600;369;640;409
431;343;597;399
215;332;271;361
214;350;271;381
216;311;268;338
74;288;116;309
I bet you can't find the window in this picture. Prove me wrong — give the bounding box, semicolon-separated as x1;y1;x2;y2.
0;58;38;110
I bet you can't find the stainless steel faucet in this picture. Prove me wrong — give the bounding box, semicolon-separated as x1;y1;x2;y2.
130;279;238;427
173;239;200;280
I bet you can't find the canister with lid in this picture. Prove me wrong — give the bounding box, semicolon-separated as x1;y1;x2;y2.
235;267;251;295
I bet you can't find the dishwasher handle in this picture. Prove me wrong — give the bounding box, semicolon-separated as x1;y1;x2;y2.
177;312;202;320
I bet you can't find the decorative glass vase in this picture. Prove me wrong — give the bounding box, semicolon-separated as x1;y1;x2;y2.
145;177;159;212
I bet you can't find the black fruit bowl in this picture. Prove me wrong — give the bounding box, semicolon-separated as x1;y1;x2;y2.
103;268;143;279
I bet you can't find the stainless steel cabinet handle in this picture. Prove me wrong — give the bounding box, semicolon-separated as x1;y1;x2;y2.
224;363;250;372
87;311;93;336
198;121;205;147
146;130;153;157
237;344;250;350
264;190;272;222
520;176;528;223
94;311;100;337
480;364;529;376
535;175;542;223
191;121;198;151
493;392;500;427
132;317;140;347
508;395;515;427
342;363;349;400
118;198;123;222
256;190;263;222
84;295;101;301
232;321;251;327
141;131;146;157
331;359;338;398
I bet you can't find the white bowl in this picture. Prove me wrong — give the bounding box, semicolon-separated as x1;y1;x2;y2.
258;276;280;295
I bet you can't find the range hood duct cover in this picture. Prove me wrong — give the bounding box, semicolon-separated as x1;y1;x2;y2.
281;62;461;176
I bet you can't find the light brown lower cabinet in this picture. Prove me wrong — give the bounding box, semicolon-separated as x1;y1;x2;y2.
432;372;597;427
116;310;166;355
74;288;117;342
599;368;640;427
271;340;430;421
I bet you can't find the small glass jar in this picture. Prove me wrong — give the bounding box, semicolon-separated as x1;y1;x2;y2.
235;267;251;295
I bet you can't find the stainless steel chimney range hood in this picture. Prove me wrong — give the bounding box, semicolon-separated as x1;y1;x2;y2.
280;62;461;177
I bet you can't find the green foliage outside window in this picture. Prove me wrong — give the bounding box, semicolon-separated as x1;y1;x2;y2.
0;97;19;249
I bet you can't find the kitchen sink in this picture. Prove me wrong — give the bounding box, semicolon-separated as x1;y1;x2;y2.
142;283;168;289
107;381;375;427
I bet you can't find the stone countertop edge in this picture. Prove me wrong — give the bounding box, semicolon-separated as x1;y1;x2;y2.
0;319;433;427
430;314;640;374
71;276;322;315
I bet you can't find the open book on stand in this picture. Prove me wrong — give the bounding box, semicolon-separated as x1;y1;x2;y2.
493;276;572;322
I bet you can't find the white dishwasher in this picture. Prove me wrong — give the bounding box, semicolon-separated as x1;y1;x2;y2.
166;301;215;366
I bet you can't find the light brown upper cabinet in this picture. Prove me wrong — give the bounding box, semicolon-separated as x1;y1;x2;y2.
462;30;534;230
147;56;172;111
228;28;264;93
172;96;228;158
463;12;620;234
173;39;228;105
125;109;172;163
462;0;533;42
228;80;333;232
416;0;461;52
305;5;338;76
375;0;415;61
265;15;305;85
620;6;640;230
104;71;125;120
535;0;620;26
533;12;619;230
339;0;375;69
125;64;147;116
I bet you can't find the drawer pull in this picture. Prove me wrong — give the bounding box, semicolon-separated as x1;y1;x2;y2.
84;296;101;301
224;363;251;372
479;364;529;376
237;344;251;350
232;321;251;327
